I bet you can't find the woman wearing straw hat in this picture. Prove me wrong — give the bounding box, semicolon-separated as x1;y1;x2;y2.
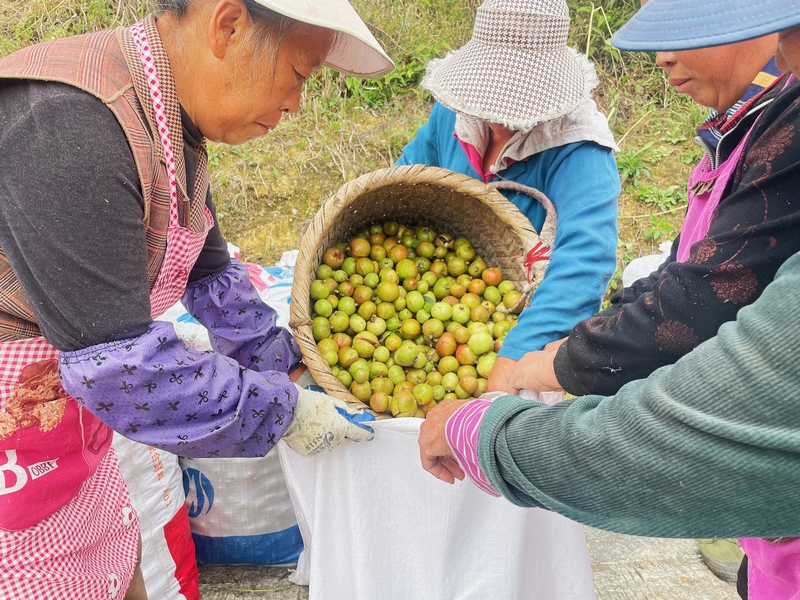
419;2;800;599
0;1;389;597
397;0;621;396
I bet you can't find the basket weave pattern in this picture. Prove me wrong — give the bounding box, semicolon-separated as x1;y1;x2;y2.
290;165;540;409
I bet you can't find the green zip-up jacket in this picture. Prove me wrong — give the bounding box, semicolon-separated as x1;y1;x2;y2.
478;251;800;539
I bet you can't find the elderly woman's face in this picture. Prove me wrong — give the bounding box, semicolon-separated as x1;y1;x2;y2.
205;23;334;144
654;38;776;112
777;26;800;76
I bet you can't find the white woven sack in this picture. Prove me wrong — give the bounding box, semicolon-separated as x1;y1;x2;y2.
277;418;596;600
179;453;303;566
113;433;198;600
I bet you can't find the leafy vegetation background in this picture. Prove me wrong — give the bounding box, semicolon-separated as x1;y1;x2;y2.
1;0;702;296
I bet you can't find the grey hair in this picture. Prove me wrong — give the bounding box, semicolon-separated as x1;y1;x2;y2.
154;0;303;61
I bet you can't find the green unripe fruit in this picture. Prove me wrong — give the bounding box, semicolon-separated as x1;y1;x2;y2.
400;318;421;340
396;258;418;280
438;355;460;374
426;371;443;386
348;358;369;380
441;371;459;392
310;279;330;301
376;281;400;303
422;318;444;340
353;367;370;384
341;257;357;276
314;298;333;318
413;383;435;406
366;316;387;337
376;302;396;320
394;341;419;367
338;346;359;368
405;291;425;313
316;264;334;280
468;331;495;355
358;301;377;320
329;311;350;333
387;364;407;385
446;256;467;277
364;272;379;288
432;278;452;299
476;352;498;378
483;285;502;305
373;345;391;363
498;280;516;294
454;384;471;399
390;390;417;418
312;317;331;342
337;296;356;316
336;370;353;388
348;314;367;333
350;380;372;402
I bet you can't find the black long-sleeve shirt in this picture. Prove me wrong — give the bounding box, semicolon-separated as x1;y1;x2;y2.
554;78;800;396
0;79;229;351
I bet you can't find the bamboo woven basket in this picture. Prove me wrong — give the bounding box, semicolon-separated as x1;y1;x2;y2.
290;165;541;411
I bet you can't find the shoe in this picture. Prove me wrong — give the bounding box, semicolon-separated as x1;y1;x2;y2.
697;538;744;583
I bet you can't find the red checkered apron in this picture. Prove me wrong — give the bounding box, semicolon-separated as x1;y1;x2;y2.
0;19;212;599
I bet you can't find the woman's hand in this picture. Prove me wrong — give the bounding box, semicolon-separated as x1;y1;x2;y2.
418;399;469;483
486;356;520;393
509;338;566;393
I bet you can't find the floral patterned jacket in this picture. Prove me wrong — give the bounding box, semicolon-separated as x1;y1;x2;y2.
554;77;800;396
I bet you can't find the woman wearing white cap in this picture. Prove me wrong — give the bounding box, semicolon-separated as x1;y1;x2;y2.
419;2;800;600
397;0;621;394
0;1;391;597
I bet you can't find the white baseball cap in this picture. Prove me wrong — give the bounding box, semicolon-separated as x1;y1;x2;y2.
254;0;394;78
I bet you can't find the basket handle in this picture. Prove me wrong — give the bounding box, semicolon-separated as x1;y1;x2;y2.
488;181;558;313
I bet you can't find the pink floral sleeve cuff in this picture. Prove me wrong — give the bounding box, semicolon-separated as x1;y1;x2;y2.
445;398;501;497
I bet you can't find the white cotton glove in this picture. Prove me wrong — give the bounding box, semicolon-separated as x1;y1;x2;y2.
282;384;375;457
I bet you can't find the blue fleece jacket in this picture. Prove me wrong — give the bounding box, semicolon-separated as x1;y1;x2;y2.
397;103;620;358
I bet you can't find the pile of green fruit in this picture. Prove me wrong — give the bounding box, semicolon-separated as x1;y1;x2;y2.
310;221;522;418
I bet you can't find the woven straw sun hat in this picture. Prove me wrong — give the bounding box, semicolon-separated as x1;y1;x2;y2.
611;0;800;52
422;0;598;133
253;0;394;78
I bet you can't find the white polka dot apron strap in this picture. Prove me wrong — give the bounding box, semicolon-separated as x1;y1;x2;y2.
130;19;180;229
130;19;214;317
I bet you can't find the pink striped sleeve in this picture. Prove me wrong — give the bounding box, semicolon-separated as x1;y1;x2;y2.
445;399;501;497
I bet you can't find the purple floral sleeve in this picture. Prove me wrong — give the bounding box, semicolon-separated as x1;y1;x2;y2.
58;321;297;458
182;259;302;374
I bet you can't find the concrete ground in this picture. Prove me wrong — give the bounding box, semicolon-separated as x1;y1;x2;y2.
197;527;740;599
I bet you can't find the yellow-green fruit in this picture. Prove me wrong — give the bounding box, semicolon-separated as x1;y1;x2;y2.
413;383;435;406
390;391;417;417
350;380;372;402
459;376;479;396
370;392;391;413
312;317;331;342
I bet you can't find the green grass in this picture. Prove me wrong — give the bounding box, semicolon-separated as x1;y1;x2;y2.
0;0;700;273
